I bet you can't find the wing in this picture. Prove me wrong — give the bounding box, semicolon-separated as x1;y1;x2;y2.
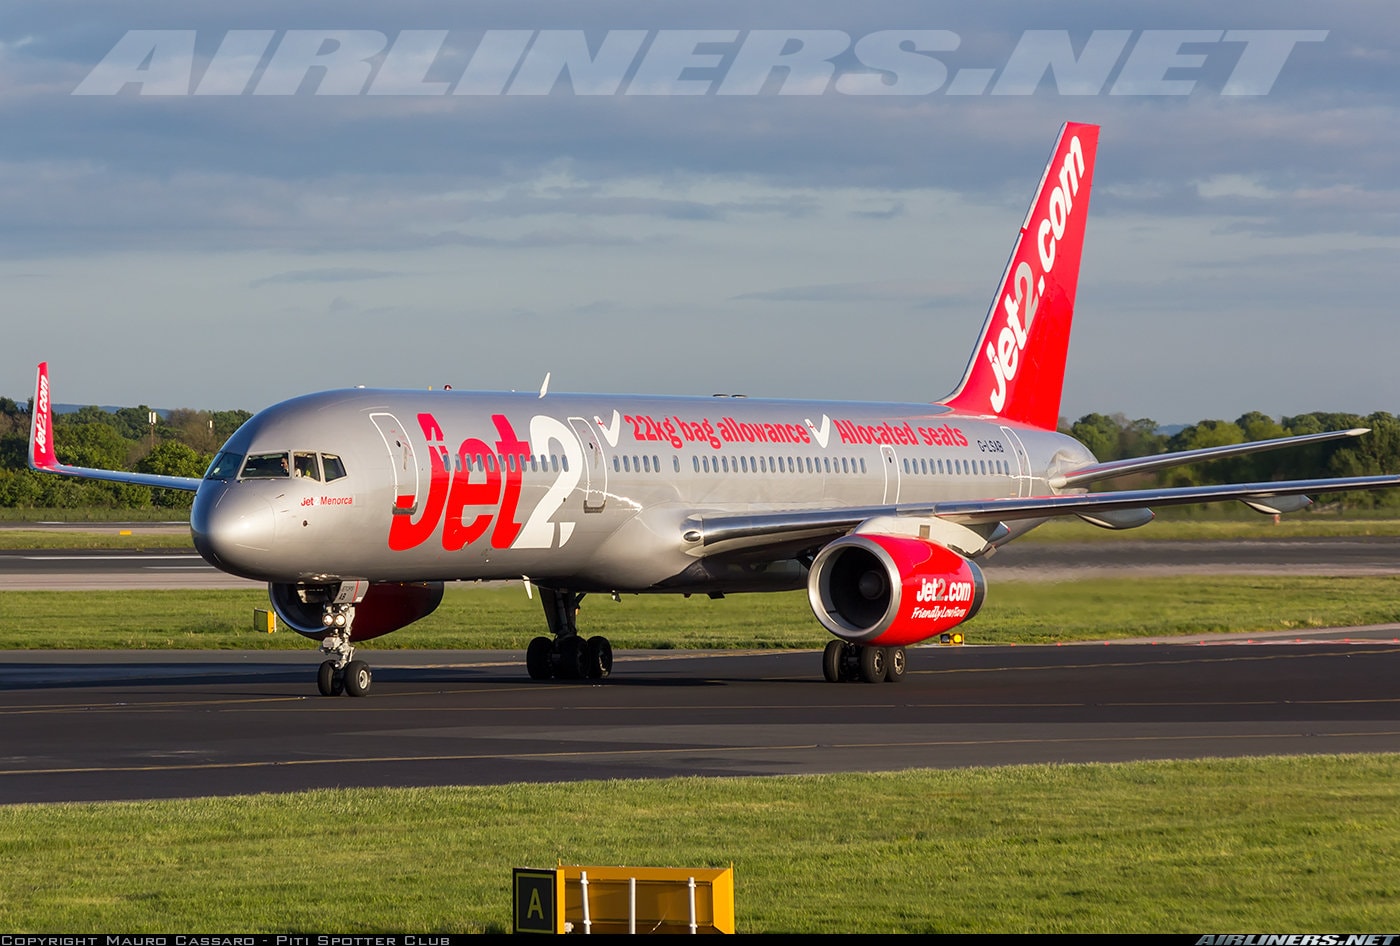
29;362;203;492
684;474;1400;557
1048;428;1371;489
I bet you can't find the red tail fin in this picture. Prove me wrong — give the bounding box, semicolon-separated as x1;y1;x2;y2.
941;122;1099;431
29;361;59;472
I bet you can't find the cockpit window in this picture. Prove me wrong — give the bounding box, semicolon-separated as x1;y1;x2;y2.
293;452;321;481
241;452;290;478
322;454;347;481
205;451;243;480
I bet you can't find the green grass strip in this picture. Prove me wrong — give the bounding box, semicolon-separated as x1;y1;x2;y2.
2;577;1399;650
4;514;1400;551
2;755;1398;932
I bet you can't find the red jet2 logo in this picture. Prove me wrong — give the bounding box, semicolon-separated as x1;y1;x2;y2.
386;412;583;553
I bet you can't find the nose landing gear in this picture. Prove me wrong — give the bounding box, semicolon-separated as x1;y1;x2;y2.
316;601;373;697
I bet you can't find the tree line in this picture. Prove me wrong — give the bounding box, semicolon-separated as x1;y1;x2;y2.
0;397;250;509
0;397;1397;511
1066;411;1400;507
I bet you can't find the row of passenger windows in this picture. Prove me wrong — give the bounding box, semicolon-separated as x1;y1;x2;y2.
689;454;868;475
210;449;1009;482
448;452;1010;478
904;457;1012;477
605;453;1010;477
454;453;568;475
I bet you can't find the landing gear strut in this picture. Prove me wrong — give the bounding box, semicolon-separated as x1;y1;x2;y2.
822;640;906;684
315;601;373;697
526;588;614;681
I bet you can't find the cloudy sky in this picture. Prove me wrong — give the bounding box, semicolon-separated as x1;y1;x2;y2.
1;1;1396;426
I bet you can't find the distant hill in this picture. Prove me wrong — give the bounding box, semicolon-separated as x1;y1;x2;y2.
54;404;173;418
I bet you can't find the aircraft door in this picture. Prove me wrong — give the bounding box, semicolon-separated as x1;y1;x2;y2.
568;416;608;512
1000;425;1032;498
371;413;421;514
880;444;901;504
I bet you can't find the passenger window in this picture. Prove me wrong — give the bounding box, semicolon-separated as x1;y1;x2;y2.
241;452;289;479
322;454;347;481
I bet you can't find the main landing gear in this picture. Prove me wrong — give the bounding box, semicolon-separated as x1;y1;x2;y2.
822;640;906;684
526;588;614;681
316;601;372;697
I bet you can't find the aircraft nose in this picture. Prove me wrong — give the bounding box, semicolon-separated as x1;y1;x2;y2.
191;484;278;579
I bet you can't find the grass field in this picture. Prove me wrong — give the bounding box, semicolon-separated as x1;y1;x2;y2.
3;575;1399;651
2;755;1399;933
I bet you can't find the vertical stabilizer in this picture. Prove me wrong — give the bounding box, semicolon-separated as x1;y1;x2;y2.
941;122;1099;430
29;361;59;472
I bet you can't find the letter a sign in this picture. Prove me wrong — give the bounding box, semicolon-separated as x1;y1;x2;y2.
513;867;560;934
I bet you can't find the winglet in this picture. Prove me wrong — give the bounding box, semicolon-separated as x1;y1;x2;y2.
29;361;60;472
26;362;203;493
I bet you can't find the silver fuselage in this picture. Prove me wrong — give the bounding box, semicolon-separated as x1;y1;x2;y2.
191;389;1093;592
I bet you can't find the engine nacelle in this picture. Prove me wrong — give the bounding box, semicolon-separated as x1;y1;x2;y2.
807;534;986;647
269;580;445;642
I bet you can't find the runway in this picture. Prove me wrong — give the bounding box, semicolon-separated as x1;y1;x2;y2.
2;535;1398;805
3;633;1400;804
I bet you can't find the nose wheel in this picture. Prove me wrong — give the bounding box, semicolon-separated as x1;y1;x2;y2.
318;658;373;697
315;603;373;696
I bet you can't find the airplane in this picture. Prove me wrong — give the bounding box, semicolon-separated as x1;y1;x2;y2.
28;121;1400;697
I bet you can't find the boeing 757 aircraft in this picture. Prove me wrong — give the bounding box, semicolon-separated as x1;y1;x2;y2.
29;122;1400;696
